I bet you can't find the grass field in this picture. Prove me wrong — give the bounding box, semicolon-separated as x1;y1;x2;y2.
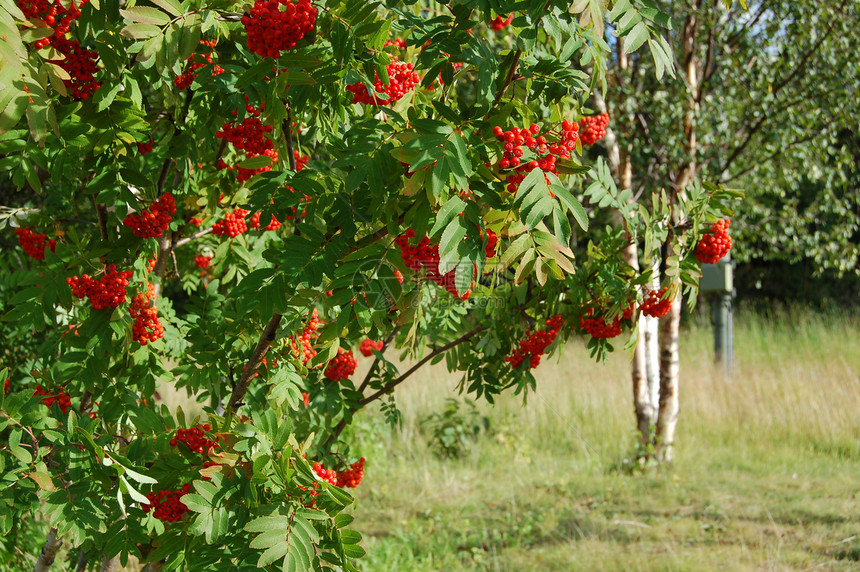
343;306;860;571
7;306;858;571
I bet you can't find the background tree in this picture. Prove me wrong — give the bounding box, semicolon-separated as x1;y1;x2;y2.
593;0;859;460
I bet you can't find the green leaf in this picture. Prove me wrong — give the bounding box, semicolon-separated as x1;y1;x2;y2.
550;184;589;231
120;464;157;485
245;515;293;533
622;21;649;54
150;0;182;17
258;539;290;567
429;196;465;237
438;217;467;258
238;155;274;170
499;234;531;270
121;6;171;25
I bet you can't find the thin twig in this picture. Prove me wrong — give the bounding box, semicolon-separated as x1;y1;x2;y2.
174;227;213;249
359;326;487;406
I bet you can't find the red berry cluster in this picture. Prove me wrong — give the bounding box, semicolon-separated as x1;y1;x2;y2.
16;0;87;40
347;58;421;106
123;193;176;238
313;462;338;486
248;211;282;232
579;304;634;339
313;458;366;488
136;137;154;155
493;121;580;193
484;228;498;259
146;258;157;273
384;38;407;50
639;286;675;318
15;228;56;260
174;50;224;90
3;379;9;394
242;0;317;58
169;424;219;454
359;338;383;357
395;229;473;299
33;385;71;414
194;255;212;270
579;113;609;146
49;37;101;100
290;308;321;365
16;0;100;99
335;458;365;488
67;265;132;309
216;103;279;182
130;283;163;345
505;314;563;369
324;348;357;382
142;484;191;522
694;219;732;264
293;150;309;172
217;108;274;156
211;208;251;238
490;13;513;31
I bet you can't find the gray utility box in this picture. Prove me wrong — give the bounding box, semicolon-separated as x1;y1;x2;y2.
700;256;734;372
700;259;733;292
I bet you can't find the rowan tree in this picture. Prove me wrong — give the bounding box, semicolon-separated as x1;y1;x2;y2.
0;0;737;569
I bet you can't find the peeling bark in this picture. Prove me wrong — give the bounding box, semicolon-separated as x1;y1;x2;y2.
32;528;62;572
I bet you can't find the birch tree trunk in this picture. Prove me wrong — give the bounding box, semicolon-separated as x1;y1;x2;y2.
644;260;661;411
32;528;62;572
656;282;682;463
594;64;654;449
655;3;701;463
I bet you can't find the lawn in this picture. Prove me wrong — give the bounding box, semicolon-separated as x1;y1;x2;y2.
346;306;860;571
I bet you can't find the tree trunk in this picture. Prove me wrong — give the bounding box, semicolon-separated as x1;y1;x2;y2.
655;288;682;463
99;555;119;572
32;528;62;572
644;262;661;412
654;5;700;463
593;55;654;448
618;156;654;449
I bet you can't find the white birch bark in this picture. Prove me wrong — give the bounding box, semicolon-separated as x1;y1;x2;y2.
655;3;700;463
645;260;661;413
594;79;654;448
32;528;62;572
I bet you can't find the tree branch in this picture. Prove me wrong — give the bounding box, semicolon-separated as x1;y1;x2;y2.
92;197;108;241
359;326;487;406
492;49;522;108
32;528;62;572
174;227;213;249
226;313;283;412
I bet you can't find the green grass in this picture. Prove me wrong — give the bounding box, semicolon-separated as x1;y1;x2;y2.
346;307;860;571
